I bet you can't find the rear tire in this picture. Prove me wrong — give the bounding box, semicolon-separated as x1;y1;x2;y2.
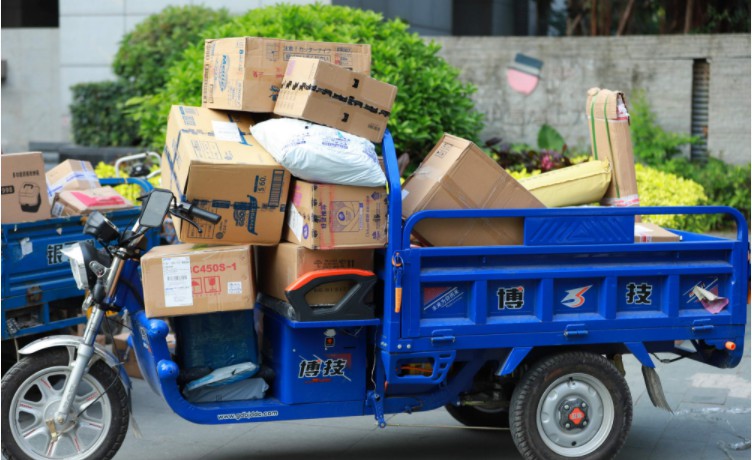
445;403;509;428
510;351;632;460
1;348;129;460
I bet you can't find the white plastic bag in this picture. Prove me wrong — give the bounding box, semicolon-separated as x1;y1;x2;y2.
251;118;386;187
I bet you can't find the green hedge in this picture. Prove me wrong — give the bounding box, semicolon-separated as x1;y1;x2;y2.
69;81;141;147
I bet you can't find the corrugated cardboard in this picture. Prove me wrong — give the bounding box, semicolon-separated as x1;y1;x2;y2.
1;152;51;223
203;37;371;113
634;222;681;242
113;332;175;379
141;244;255;318
402;134;545;247
257;242;374;305
284;180;387;249
274;57;397;142
46;159;100;201
587;88;639;207
51;187;132;217
162;105;291;245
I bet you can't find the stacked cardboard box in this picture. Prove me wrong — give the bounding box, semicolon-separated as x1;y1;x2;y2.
148;36;395;316
2;152;51;223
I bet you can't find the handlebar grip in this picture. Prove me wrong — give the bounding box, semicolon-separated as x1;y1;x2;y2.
185;203;221;224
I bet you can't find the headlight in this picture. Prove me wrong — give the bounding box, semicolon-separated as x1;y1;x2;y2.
61;241;111;291
62;243;89;290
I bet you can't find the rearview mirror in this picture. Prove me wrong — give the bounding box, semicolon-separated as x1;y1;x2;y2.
138;189;173;228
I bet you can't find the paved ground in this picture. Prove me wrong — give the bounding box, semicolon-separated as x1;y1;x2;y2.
112;311;751;460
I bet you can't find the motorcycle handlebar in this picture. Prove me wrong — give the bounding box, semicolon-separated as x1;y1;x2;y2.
176;202;221;224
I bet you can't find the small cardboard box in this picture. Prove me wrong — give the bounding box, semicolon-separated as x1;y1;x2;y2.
284;180;388;249
113;332;175;379
203;37;371;113
141;243;255;318
257;242;374;305
162;105;291;245
634;222;681;243
51;187;132;217
1;152;51;223
586;88;639;207
46;159;100;200
402;134;545;247
274;57;397;143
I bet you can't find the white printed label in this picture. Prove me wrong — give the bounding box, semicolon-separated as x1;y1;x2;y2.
162;256;193;307
51;202;65;217
401;189;409;200
212;121;243;142
20;238;33;257
288;204;305;241
227;281;243;295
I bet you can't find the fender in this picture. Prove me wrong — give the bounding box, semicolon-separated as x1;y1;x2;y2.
18;334;131;390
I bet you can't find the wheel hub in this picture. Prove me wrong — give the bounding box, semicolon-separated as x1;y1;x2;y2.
558;398;589;430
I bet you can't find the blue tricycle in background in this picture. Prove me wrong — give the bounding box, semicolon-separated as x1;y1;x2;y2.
1;132;748;460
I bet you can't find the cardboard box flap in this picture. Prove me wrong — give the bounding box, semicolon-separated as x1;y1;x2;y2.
587;88;628;121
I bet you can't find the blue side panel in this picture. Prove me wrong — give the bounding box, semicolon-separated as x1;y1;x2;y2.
525;215;633;245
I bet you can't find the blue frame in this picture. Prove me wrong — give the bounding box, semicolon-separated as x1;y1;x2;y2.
122;130;748;425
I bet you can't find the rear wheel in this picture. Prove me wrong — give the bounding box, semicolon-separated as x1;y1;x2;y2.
445;403;509;428
510;351;632;460
1;348;129;460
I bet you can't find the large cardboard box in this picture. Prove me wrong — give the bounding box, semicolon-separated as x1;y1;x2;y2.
402;134;545;247
203;37;371;113
634;222;681;243
586;88;639;207
113;332;175;379
284;180;387;249
1;152;51;223
46;159;100;201
51;187;132;217
257;243;374;305
274;57;397;143
163;105;291;245
141;244;255;318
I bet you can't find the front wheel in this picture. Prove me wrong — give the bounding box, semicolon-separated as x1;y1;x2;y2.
510;351;632;460
1;349;129;460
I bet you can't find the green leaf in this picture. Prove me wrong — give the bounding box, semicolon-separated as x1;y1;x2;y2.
537;124;565;151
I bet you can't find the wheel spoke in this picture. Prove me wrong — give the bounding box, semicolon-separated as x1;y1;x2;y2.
21;425;48;441
17;398;44;419
37;375;62;401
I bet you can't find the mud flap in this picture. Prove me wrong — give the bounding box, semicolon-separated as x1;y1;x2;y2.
641;366;673;413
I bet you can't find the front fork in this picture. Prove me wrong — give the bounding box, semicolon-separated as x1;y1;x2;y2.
52;307;107;424
53;253;125;425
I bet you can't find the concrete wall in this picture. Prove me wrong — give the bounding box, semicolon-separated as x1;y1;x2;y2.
1;29;62;153
434;34;751;164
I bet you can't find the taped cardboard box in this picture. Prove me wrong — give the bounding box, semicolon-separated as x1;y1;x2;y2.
1;152;51;223
51;187;132;217
203;37;371;113
274;57;397;143
586;88;639;207
162;105;291;245
46;159;100;202
284;179;387;249
257;242;374;305
113;332;175;379
141;243;255;318
634;222;681;243
402;134;545;247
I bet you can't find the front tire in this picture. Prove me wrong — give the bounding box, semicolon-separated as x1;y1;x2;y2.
1;349;129;460
510;351;632;460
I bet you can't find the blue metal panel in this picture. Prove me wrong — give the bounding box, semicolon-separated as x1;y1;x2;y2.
525;214;633;245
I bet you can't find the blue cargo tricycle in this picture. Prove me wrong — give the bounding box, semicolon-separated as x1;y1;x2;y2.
1;132;748;460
